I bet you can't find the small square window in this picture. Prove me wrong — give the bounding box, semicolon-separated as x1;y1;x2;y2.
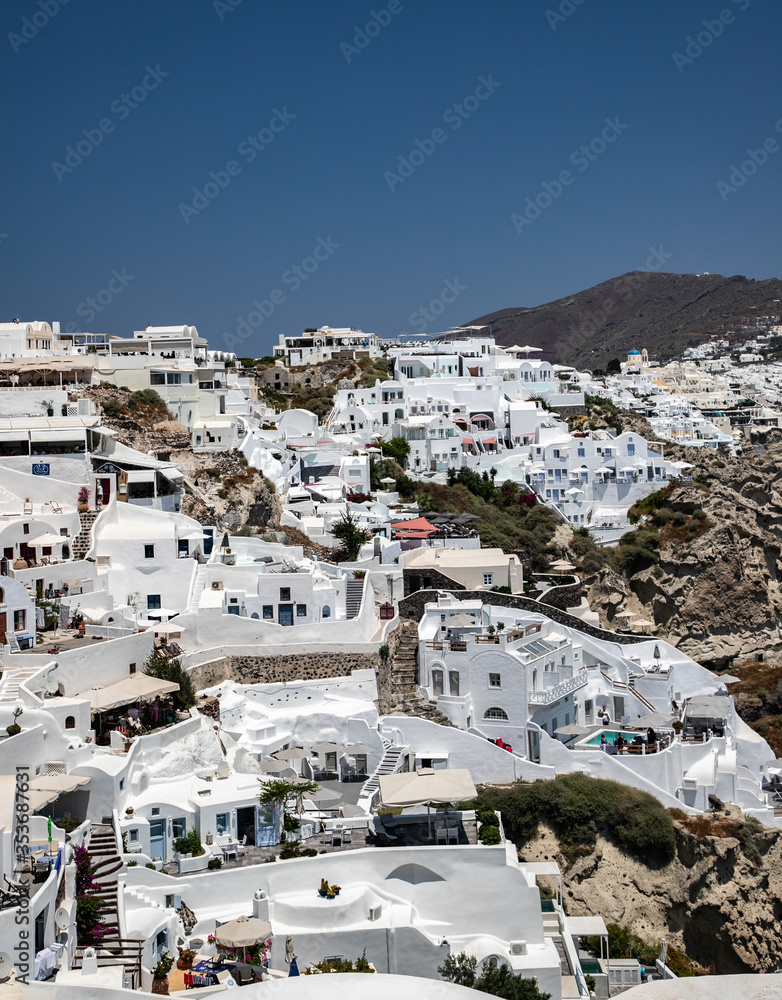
296;604;307;617
483;573;493;587
23;523;30;535
144;544;155;559
262;605;274;619
151;807;160;816
489;673;501;688
129;663;136;674
147;595;161;610
280;587;291;601
129;828;138;842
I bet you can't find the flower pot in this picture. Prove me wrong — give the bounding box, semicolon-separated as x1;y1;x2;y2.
176;958;193;971
79;502;88;513
318;890;327;897
326;894;335;899
151;978;169;995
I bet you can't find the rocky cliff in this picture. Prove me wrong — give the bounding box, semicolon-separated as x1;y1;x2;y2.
521;812;782;975
582;428;782;668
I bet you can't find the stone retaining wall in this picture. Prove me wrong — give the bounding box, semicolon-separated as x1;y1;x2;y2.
189;622;401;691
398;589;646;645
190;651;379;690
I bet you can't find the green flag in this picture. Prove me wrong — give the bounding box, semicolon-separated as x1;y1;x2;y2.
48;816;52;846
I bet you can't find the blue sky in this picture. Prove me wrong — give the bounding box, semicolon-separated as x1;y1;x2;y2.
1;0;779;356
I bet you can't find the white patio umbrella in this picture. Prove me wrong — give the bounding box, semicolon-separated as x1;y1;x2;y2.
614;610;637;619
595;465;613;474
106;673;180;702
564;487;584;496
379;477;397;485
554;723;591;737
29;533;66;547
630;712;677;729
631;618;656;628
344;743;374;755
151;622;186;635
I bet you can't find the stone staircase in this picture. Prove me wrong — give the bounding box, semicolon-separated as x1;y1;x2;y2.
389;623;454;727
72;823;143;987
345;578;364;619
72;510;99;558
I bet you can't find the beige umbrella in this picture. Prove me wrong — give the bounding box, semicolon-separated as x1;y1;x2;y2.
215;915;272;961
28;774;90;812
379;767;477;837
272;747;310;761
631;618;656;628
260;759;290;774
344;743;374;755
310;742;343;755
107;673;179;702
614;610;637;619
29;532;66;547
151;622;186;635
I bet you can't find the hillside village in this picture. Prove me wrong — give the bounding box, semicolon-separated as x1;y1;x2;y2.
3;316;782;996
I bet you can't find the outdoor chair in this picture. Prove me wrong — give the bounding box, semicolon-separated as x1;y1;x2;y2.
0;886;24;909
341;827;352;844
447;827;459;844
237;834;247;855
435;828;448;845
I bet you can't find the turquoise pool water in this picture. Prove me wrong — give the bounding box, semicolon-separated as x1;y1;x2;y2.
580;960;602;975
584;729;624;746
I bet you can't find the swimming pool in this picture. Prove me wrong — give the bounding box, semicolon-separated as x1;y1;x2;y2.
582;729;625;746
580;960;603;975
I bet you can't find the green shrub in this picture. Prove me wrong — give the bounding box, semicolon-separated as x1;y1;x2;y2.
173;828;204;857
478;824;502;845
130;388;168;413
478;773;676;866
101;397;125;419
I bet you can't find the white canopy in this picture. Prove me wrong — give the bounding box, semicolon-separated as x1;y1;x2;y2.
29;533;66;547
89;673;179;711
379;768;477;807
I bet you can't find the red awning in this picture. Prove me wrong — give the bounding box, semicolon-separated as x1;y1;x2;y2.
390;516;438;535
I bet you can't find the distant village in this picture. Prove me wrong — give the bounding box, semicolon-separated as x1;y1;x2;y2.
1;314;781;996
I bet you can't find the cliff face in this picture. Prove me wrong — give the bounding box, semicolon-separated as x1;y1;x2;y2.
584;429;782;668
521;817;782;974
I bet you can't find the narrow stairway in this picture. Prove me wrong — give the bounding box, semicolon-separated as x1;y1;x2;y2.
72;510;99;558
345;579;364;619
188;563;208;613
72;824;142;988
390;623;454;727
358;736;408;808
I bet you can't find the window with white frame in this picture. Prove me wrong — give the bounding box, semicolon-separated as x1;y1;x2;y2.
483;706;508;720
483;573;493;586
488;673;501;688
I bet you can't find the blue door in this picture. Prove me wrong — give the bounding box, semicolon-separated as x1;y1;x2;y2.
149;820;165;861
279;604;294;627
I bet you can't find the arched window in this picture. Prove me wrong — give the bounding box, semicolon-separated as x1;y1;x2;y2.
322;606;331;619
394;408;404;419
65;716;76;729
432;669;444;697
483;706;508;721
0;587;4;603
251;612;260;620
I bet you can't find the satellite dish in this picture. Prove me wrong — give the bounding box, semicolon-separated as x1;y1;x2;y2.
0;953;13;981
45;674;59;694
217;761;230;779
55;907;70;931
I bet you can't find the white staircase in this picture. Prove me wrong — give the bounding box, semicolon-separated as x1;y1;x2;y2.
188;564;208;613
358;737;408;810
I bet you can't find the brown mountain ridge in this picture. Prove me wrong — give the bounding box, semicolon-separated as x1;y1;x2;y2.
467;270;782;369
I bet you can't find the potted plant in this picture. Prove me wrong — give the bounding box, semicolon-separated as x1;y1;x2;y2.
151;952;174;994
176;946;196;971
78;486;91;513
41;400;54;417
331;884;341;896
318;878;329;898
